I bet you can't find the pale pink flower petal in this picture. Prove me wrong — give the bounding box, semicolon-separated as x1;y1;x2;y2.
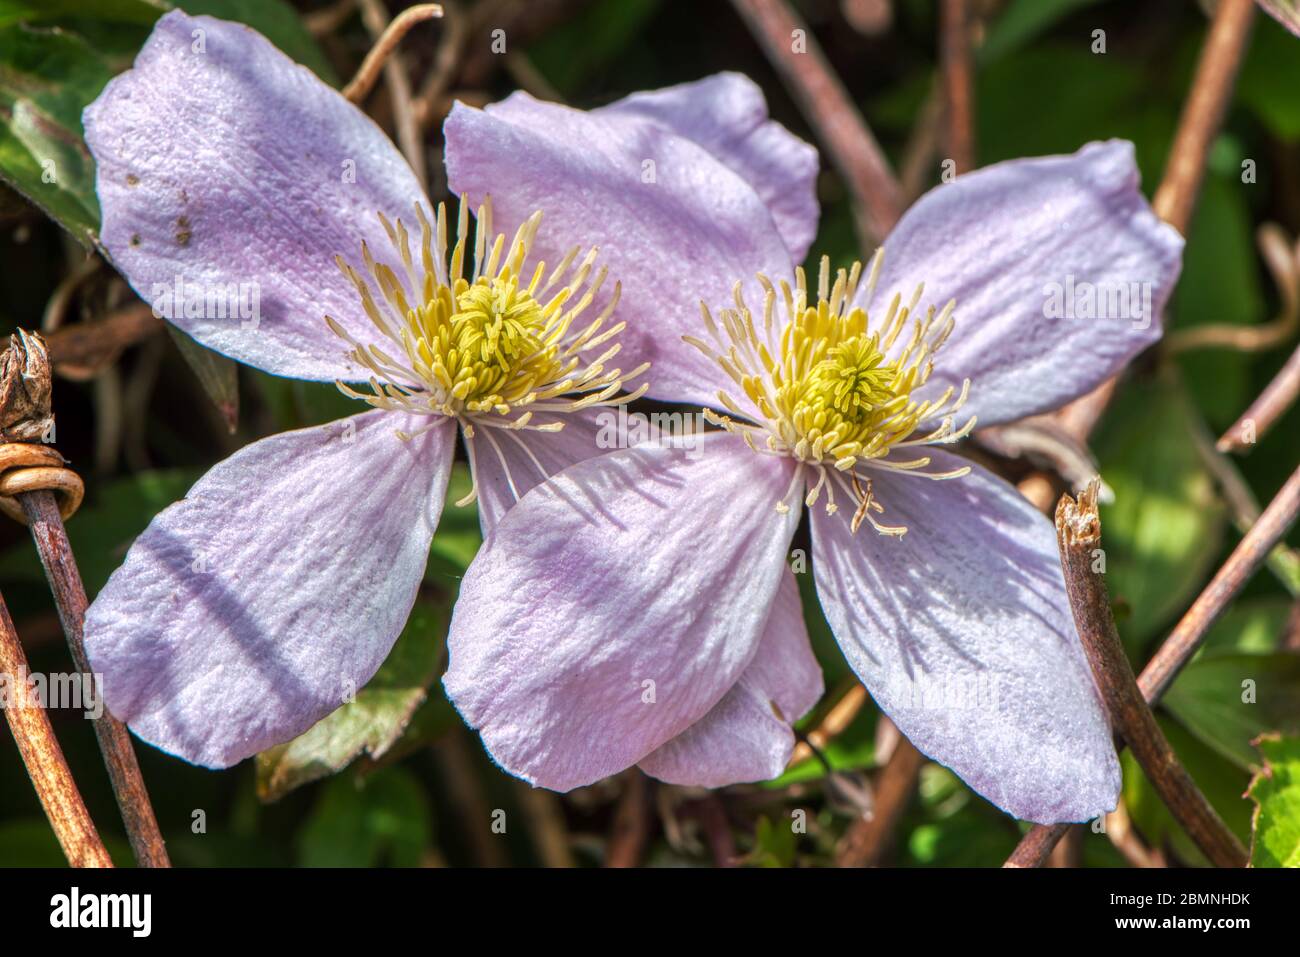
84;10;426;381
443;435;801;791
595;72;820;261
810;449;1120;823
639;569;822;787
863;140;1182;428
83;411;455;768
443;94;796;412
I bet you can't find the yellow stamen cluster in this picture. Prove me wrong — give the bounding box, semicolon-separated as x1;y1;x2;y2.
686;253;975;535
326;198;649;432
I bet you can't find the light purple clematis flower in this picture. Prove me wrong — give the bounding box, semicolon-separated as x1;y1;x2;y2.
77;11;670;767
439;91;1184;822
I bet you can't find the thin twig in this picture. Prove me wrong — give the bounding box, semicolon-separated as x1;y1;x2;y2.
512;780;574;867
1218;338;1300;453
1004;822;1071;868
1151;0;1256;235
45;303;162;382
1047;825;1083;867
304;0;358;37
605;770;651;868
430;729;508;866
354;1;440;193
835;736;924;867
20;490;170;867
692;794;737;868
1189;411;1300;594
1055;482;1246;867
1006;464;1300;866
413;0;470;130
0;590;113;868
939;0;975;175
1106;799;1166;868
729;0;905;246
1138;464;1300;701
788;680;868;767
1169;223;1299;356
342;3;443;104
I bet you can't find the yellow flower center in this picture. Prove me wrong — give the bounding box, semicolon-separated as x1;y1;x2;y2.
686;254;974;535
326;198;648;428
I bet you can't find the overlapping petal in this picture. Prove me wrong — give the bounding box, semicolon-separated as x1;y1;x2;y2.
863;140;1183;428
810;450;1120;823
443;91;798;412
467;409;613;534
83;410;455;768
443;435;801;791
84;10;426;381
596;73;819;261
639;569;822;787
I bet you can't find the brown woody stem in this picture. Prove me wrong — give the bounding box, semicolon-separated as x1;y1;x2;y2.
1054;482;1246;868
20;490;170;867
0;589;113;867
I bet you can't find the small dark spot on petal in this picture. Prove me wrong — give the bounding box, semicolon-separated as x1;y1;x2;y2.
130;233;141;246
125;173;140;187
175;215;192;246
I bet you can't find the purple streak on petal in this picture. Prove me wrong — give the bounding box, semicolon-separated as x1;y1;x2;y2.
443;94;794;413
863;140;1183;428
443;434;802;791
639;568;822;787
810;450;1120;824
467;408;611;535
83;410;455;768
597;73;820;262
84;11;426;381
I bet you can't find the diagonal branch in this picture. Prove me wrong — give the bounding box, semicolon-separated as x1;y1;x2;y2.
21;491;171;867
1007;463;1300;866
0;589;113;868
1054;482;1246;867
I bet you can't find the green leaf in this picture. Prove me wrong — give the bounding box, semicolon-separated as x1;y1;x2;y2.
1165;653;1300;770
978;0;1104;64
256;601;448;802
1238;16;1300;141
1094;374;1227;652
167;325;239;432
528;0;660;98
1247;734;1300;868
0;1;166;28
0;24;112;245
1199;598;1293;655
747;815;797;868
296;766;432;867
